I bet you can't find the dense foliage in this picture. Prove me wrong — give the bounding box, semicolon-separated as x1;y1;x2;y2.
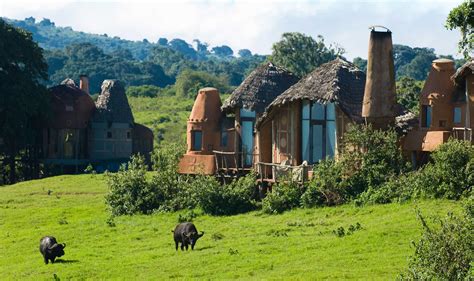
262;180;303;214
446;0;474;59
396;76;424;114
0;19;50;184
175;69;232;98
269;32;343;77
400;197;473;280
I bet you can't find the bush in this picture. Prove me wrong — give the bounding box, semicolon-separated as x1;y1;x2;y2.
196;172;257;215
341;124;408;199
105;155;157;216
151;142;186;172
262;180;303;214
421;139;474;199
301;159;346;207
400;200;473;280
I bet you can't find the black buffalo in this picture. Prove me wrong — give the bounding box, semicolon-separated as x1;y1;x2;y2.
39;236;66;264
172;222;204;251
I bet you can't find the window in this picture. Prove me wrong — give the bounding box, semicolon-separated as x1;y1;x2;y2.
454;107;462;124
221;130;228;147
301;101;336;164
240;109;255;166
422;105;432;128
127;131;131;139
191;130;202;151
107;131;112;139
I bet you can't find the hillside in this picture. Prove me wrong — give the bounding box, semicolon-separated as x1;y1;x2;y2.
0;174;462;279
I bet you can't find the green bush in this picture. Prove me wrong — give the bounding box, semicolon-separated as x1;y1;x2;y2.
262;180;303;214
196;172;257;216
301;159;346;207
341;124;408;199
400;200;473;280
422;139;474;199
151;142;186;172
105;155;157;216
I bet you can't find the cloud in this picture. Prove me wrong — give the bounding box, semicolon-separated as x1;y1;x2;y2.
0;0;464;59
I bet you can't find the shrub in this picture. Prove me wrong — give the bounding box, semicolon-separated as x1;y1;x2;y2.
422;139;474;199
262;180;303;214
301;159;346;207
340;124;408;199
400;202;473;280
151;142;186;172
196;172;257;215
105;155;156;216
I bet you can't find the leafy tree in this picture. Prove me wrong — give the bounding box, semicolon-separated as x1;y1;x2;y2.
396;76;424;114
270;32;344;77
169;38;197;60
157;37;168;46
211;45;234;57
446;0;474;58
175;69;231;98
0;19;50;183
352;57;367;72
238;49;252;58
193;39;209;55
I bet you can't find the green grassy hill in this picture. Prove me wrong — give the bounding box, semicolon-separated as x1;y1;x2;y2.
0;174;462;280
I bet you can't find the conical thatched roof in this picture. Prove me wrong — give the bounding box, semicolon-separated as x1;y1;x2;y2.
222;62;299;114
257;58;366;126
94;80;134;124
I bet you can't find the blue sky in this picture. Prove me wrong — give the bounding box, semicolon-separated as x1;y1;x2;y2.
0;0;463;59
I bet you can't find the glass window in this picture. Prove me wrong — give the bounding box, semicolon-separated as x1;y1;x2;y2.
454;107;462;124
107;131;112;139
241;121;253;166
240;109;256;118
312;125;323;162
302;100;310;119
422;105;432;128
301;119;310;161
326;103;335;120
191;130;202;151
311;103;325;120
221;130;228;147
326;121;336;158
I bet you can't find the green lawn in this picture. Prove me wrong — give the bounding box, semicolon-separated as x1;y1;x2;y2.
0;174;462;280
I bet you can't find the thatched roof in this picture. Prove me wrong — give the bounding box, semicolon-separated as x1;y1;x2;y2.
94;80;134;124
222;62;299;114
452;60;474;85
257;58;366;126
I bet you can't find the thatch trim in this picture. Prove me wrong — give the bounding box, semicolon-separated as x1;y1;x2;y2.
94;80;134;124
256;58;366;127
452;60;474;85
222;62;299;114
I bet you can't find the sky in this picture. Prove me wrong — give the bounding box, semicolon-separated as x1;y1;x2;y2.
0;0;464;59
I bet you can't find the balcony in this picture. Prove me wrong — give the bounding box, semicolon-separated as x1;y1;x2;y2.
452;127;473;143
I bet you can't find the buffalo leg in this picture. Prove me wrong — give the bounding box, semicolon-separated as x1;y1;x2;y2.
44;257;49;264
180;243;185;251
51;257;55;264
185;244;189;251
191;244;194;250
175;241;179;251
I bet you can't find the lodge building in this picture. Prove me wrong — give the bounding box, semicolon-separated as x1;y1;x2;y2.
178;27;473;182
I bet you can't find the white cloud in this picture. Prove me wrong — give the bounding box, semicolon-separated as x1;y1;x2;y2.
0;0;464;59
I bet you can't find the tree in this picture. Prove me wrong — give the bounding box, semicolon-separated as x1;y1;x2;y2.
396;76;424;114
169;38;197;60
352;57;367;72
211;45;234;57
238;49;252;58
0;19;50;183
270;32;344;77
446;0;474;59
174;69;231;98
157;37;168;46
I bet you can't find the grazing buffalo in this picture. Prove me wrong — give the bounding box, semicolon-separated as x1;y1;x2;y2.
172;222;204;251
39;236;66;264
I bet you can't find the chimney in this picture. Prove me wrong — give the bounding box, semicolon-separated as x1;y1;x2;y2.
362;27;397;129
79;74;90;95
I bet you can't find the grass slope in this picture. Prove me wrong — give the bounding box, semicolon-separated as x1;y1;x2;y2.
0;175;461;280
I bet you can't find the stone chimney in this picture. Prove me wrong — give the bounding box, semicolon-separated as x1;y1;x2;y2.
79;74;90;95
362;27;397;129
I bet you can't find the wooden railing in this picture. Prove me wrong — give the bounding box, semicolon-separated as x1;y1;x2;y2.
452;127;473;143
213;150;246;173
256;162;313;184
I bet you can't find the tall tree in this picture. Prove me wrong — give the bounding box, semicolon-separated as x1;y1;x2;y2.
446;0;474;59
270;32;344;77
0;19;50;183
